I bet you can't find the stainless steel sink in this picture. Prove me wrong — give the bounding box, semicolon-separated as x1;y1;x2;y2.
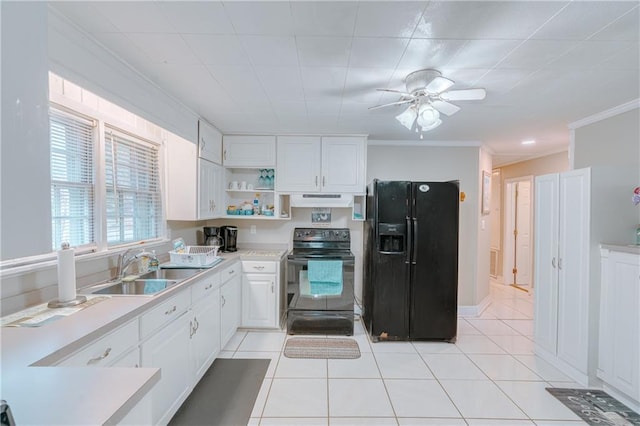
138;268;203;280
91;279;179;295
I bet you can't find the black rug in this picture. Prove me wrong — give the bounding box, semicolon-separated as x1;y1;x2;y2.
169;358;270;426
546;388;640;425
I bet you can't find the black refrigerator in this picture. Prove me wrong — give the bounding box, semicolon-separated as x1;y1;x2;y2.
363;179;459;342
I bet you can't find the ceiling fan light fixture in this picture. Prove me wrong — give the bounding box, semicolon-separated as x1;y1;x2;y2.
419;118;442;132
417;104;440;128
395;106;417;130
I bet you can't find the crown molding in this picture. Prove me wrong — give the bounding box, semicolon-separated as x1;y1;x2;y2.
568;99;640;129
367;139;482;147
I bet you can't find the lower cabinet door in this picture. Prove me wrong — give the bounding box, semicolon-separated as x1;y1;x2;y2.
242;273;277;328
140;312;193;425
221;274;240;348
192;288;221;381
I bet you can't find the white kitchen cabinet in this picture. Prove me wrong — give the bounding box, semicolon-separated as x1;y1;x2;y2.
166;132;223;220
276;135;366;193
140;311;192;425
241;260;283;329
198;119;222;164
598;247;640;407
223;135;276;167
534;169;590;382
198;158;224;219
220;263;241;347
191;275;221;381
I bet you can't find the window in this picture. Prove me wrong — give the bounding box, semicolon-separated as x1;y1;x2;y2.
105;129;162;246
50;107;95;250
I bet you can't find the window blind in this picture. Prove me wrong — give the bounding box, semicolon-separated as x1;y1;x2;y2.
50;108;95;250
105;129;162;246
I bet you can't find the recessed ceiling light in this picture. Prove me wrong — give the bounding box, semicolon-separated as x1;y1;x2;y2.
522;139;535;145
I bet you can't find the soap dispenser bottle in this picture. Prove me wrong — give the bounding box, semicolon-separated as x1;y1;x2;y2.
148;250;159;271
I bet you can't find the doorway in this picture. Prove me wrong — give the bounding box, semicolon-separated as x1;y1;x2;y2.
503;176;533;291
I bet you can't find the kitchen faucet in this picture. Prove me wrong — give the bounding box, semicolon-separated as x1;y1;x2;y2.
116;248;157;280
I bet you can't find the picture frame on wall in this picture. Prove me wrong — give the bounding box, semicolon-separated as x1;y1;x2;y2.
482;171;491;215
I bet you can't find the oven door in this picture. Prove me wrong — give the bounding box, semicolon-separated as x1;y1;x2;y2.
287;256;354;312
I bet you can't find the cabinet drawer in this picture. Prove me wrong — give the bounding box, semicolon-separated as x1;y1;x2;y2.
220;262;240;283
140;290;190;339
59;320;138;367
192;272;221;302
242;261;276;274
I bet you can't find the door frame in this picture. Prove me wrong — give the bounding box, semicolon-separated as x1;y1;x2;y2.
503;175;534;287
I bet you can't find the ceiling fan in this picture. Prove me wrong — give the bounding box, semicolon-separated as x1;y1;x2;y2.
369;69;486;134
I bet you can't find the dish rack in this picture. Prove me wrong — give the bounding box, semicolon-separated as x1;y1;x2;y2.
169;246;219;267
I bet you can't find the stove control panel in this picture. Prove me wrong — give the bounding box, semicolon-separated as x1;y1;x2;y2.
293;228;350;242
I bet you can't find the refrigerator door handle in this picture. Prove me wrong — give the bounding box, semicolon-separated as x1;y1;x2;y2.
405;217;412;264
412;218;418;265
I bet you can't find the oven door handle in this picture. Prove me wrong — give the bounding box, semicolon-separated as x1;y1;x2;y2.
287;258;355;266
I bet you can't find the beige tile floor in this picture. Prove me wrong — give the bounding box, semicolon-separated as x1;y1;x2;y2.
220;282;587;425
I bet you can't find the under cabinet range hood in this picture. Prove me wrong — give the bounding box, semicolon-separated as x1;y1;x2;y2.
290;194;354;208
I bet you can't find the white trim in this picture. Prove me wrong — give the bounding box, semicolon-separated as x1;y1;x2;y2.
568;99;640;129
569;129;576;170
368;139;482;147
458;295;491;317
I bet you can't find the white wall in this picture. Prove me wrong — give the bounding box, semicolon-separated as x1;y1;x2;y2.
366;143;484;307
475;148;493;308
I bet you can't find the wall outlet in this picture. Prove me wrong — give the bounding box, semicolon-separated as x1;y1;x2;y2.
250;225;257;235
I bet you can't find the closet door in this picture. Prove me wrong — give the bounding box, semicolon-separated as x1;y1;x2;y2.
533;173;559;354
556;168;590;371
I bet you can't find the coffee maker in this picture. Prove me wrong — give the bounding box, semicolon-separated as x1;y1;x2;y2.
203;226;223;247
220;226;238;252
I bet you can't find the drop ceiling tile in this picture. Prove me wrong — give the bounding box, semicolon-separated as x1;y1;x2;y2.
222;2;293;35
306;100;343;115
445;40;522;69
340;101;378;116
596;43;640;70
92;2;175;33
182;34;250;65
349;37;410;68
416;1;566;40
355;1;427;38
271;101;308;116
240;35;299;66
497;40;578;69
545;40;636;69
291;2;358;36
297;37;352;68
343;67;396;103
397;39;467;70
50;3;119;33
254;67;305;101
533;2;638;41
300;67;348;99
206;66;267;100
474;69;536;95
158;1;234;34
93;33;153;70
590;5;640;41
126;33;200;64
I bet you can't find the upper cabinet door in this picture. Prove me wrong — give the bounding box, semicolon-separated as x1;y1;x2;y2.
198;120;222;165
321;136;366;193
276;136;321;192
223;135;276;167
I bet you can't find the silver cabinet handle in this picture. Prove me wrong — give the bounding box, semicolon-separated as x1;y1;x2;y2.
193;317;199;333
221;295;226;307
253;265;265;270
551;257;557;268
165;305;177;315
87;347;111;365
229;269;235;275
558;258;563;270
271;281;274;293
322;176;326;186
190;320;195;338
201;138;206;151
223;149;227;160
204;283;213;290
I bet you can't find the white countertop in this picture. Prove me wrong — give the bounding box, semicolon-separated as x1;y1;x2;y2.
0;248;286;424
600;243;640;255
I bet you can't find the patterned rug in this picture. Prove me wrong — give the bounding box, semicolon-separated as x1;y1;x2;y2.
284;337;360;359
546;388;640;425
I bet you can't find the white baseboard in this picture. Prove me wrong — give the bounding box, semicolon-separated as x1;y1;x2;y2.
458;294;491;317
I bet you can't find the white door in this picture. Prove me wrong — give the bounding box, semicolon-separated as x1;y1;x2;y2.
192;288;220;380
556;168;590;371
242;273;276;328
223;135;276;167
198;159;223;219
198;119;222;164
220;274;240;347
321;136;366;193
515;181;532;286
534;173;559;354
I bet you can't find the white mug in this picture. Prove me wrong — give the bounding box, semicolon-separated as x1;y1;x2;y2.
247;183;254;190
229;181;239;190
240;181;247;190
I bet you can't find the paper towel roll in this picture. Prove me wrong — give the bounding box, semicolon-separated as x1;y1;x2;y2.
57;243;77;302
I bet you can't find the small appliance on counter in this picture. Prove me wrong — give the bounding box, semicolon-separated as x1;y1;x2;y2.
203;226;223;247
220;226;238;252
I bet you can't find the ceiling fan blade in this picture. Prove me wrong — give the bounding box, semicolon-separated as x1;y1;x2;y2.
440;88;486;101
431;100;461;116
425;76;455;94
376;88;417;98
368;99;414;110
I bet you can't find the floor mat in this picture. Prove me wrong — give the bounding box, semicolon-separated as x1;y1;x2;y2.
546;388;640;425
169;358;270;426
284;337;360;359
